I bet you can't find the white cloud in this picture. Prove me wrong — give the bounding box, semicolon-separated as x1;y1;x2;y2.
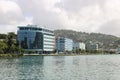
0;0;33;33
55;0;120;36
0;0;120;37
97;19;120;36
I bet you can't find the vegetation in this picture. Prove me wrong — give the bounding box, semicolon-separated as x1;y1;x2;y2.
0;41;7;53
0;34;7;39
54;30;120;49
0;30;119;56
0;32;23;56
0;54;23;58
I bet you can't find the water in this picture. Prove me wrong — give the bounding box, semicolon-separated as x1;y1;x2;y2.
0;55;120;80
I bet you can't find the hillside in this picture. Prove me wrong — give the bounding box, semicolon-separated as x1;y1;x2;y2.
0;31;119;49
54;30;120;49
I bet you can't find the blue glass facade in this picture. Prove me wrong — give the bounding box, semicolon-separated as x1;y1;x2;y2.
65;38;73;51
18;31;43;49
56;37;73;52
17;25;55;53
56;37;65;52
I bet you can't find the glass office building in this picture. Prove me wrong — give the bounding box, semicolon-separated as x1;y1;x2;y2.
17;25;55;53
56;37;73;53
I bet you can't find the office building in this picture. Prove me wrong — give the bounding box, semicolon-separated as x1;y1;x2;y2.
56;37;73;53
17;24;55;53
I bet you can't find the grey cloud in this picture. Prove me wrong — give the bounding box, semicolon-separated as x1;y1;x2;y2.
0;25;18;33
0;0;32;33
0;0;27;25
17;0;64;30
1;0;120;37
0;10;25;25
97;19;120;36
55;0;106;13
16;0;120;37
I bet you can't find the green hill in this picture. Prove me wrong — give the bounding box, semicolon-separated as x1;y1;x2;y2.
54;30;120;49
0;31;119;49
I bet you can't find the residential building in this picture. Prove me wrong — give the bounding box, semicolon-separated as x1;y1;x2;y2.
73;42;85;50
56;37;73;53
73;42;79;50
86;41;98;51
116;47;120;54
79;42;86;50
17;24;55;53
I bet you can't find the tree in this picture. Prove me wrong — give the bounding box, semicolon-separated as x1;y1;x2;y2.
0;34;7;39
4;32;17;53
53;49;57;53
7;32;17;39
5;33;14;53
0;41;7;53
0;32;22;54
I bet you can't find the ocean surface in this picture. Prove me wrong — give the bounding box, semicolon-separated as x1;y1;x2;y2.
0;55;120;80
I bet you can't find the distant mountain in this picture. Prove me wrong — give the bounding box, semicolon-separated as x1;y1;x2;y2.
54;30;120;49
0;30;119;49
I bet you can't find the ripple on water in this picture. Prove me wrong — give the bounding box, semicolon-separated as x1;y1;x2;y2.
0;55;120;80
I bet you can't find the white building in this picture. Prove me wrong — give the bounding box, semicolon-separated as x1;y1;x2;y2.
79;42;86;50
73;42;85;50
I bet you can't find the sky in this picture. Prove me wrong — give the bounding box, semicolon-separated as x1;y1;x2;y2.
0;0;120;37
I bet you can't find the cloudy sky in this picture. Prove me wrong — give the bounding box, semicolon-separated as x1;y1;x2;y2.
0;0;120;37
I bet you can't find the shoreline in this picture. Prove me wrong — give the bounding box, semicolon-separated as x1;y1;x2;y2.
23;53;80;56
0;53;117;58
0;54;23;58
23;53;115;56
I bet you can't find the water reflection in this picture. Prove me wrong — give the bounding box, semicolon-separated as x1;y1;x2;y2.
17;56;44;80
0;58;19;80
1;55;120;80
